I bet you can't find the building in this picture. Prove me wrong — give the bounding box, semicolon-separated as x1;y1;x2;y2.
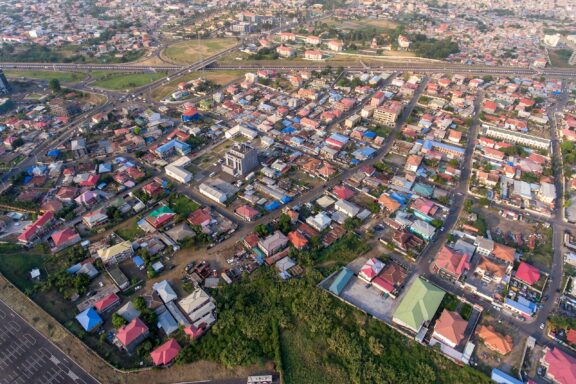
165;156;192;184
222;143;259;177
154;139;191;158
153;280;178;304
150;339;181;366
48;227;81;252
540;347;576;384
198;182;228;204
484;125;550;150
359;258;385;283
145;206;176;228
304;50;323;60
373;101;403;126
0;69;11;94
476;325;513;355
17;211;54;245
432;246;470;281
82;210;109;229
75;308;102;332
327;40;344;51
277;46;296;58
178;288;216;329
392;278;445;333
94;293;120;313
410;220;436;241
116;318;149;352
97;241;134;265
329;267;354;296
258;231;289;257
432;310;468;348
334;199;361;218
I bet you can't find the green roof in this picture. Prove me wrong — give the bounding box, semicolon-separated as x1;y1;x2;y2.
393;278;445;332
148;205;175;218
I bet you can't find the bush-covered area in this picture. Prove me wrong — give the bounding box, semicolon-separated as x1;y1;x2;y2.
175;266;488;383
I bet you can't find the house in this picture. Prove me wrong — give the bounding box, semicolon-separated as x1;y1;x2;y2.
410;220;436;241
277;46;296;58
540;347;576;384
334;199;360;218
236;205;260;221
515;262;541;287
178;288;217;328
116;318;149;351
358;258;384;283
476;325;513;355
145;206;176;229
304;50;323;60
97;241;133;265
48;227;81;252
153;280;178;304
392;278;445;333
150;339;181;366
492;243;516;264
75;308;102;332
327;40;344;51
432;246;470;281
17;211;54;245
306;36;321;45
258;231;289;257
475;256;508;284
405;155;422;173
288;231;308;250
432;310;468;348
94;293;120;313
82;210;109;229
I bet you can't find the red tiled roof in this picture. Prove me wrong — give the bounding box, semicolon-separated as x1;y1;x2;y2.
151;339;181;366
117;318;148;347
434;310;467;346
50;227;80;247
235;205;260;220
288;231;308;250
94;293;120;312
515;262;541;286
434;246;470;279
543;347;576;384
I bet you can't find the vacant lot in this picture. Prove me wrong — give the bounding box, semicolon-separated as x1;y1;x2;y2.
92;72;168;90
549;49;574;68
0;243;46;291
163;38;238;65
151;70;247;100
324;17;398;31
4;70;87;83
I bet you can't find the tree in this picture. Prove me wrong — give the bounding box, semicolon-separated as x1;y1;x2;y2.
48;78;61;92
254;224;269;237
112;313;127;329
276;213;292;234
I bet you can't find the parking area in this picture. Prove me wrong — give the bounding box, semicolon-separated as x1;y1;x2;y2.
0;300;99;384
338;275;397;321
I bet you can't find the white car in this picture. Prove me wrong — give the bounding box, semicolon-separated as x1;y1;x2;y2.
540;323;545;330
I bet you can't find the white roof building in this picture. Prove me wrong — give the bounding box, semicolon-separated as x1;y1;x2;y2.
153;280;178;303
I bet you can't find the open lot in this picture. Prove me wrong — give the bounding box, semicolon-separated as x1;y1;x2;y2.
162;38;237;65
0;299;98;384
4;70;87;84
151;70;247;101
323;17;398;31
91;72;168;91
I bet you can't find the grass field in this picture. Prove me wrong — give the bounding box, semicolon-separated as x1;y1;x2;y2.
163;38;238;65
91;72;168;90
4;70;87;83
549;49;574;68
324;17;397;31
151;70;247;100
0;243;47;291
115;217;145;241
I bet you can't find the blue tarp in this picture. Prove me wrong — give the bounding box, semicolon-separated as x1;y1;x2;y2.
133;256;145;268
265;200;281;211
282;127;295;134
390;192;409;205
363;131;376;139
22;176;32;185
76;308;102;332
47;149;61;157
67;263;82;274
280;195;292;204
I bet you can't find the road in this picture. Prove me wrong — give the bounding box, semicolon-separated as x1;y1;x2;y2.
0;299;100;384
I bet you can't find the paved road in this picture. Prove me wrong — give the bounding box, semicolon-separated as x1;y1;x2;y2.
0;299;100;384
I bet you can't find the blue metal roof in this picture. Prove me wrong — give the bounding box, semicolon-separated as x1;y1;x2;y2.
76;308;102;332
490;369;523;384
329;268;354;296
505;297;536;315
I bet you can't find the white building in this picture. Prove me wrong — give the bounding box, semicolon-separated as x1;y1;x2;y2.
165;156;192;184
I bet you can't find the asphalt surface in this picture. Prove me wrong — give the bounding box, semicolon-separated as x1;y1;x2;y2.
0;299;100;384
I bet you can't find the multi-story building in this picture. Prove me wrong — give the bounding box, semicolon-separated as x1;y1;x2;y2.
373;100;403;126
222;143;258;177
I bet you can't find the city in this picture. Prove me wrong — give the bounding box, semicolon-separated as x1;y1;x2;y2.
0;1;576;384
